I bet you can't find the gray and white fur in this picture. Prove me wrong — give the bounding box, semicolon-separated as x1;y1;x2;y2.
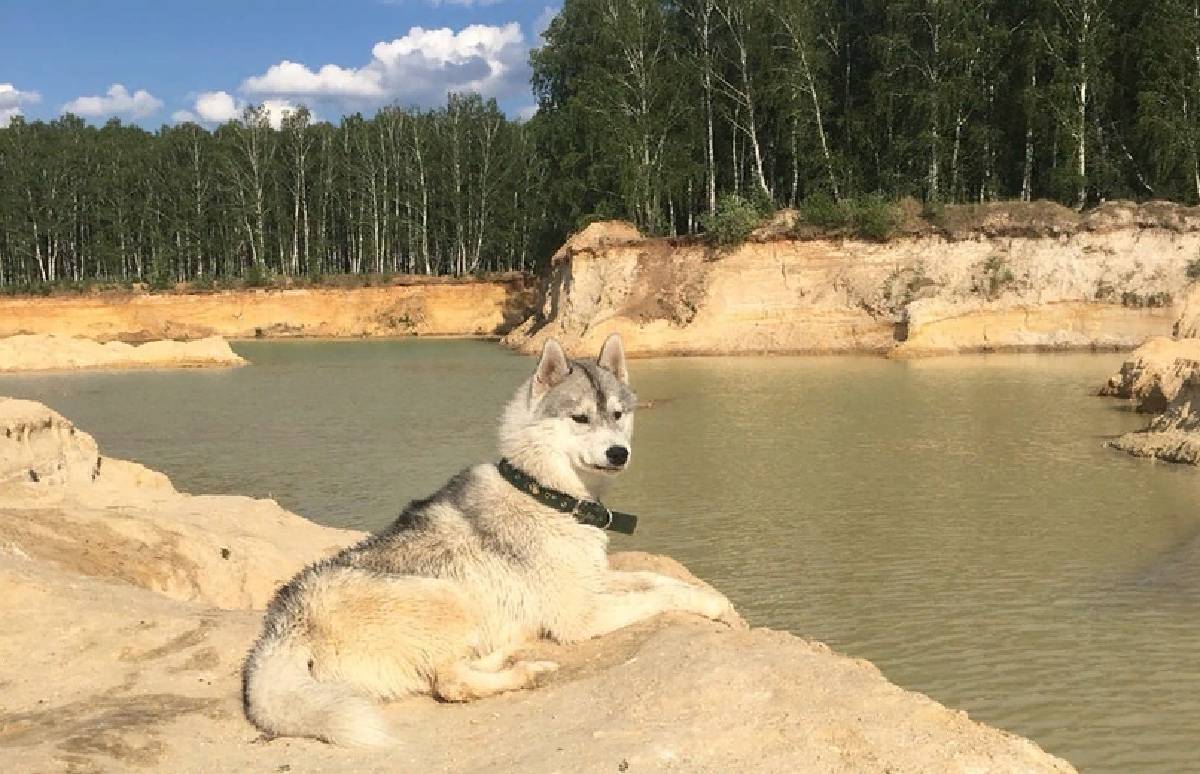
242;333;736;746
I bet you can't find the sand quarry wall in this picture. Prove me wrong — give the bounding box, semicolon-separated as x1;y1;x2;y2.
0;277;532;342
504;202;1200;358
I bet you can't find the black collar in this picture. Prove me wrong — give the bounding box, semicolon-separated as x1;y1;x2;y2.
496;458;638;535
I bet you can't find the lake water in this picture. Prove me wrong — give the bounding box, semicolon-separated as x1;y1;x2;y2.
3;340;1198;772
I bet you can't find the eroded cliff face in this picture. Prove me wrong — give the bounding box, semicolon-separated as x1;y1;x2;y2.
0;397;1075;773
504;203;1198;358
1099;337;1200;413
0;278;531;342
1109;364;1200;465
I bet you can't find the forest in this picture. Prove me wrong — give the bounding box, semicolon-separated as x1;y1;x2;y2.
2;0;1199;289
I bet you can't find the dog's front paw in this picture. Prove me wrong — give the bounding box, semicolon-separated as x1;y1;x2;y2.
516;660;560;678
689;588;744;627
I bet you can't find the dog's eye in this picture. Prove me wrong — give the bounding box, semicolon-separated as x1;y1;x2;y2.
613;411;623;420
571;413;590;424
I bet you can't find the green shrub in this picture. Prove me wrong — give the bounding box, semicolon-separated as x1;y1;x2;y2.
190;275;215;292
1186;257;1200;281
747;186;776;217
245;263;269;288
799;192;852;230
700;194;762;247
851;194;900;241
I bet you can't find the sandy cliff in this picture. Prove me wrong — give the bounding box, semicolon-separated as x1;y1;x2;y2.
0;334;246;373
503;202;1197;358
1109;363;1200;465
1098;335;1200;465
0;278;530;342
0;398;1074;772
1098;337;1200;413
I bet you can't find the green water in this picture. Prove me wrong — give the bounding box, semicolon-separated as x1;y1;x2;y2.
2;340;1198;772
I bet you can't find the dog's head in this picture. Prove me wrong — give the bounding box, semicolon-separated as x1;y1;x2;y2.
501;334;637;484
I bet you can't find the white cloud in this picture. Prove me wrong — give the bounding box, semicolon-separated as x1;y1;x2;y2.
241;23;529;110
193;90;241;123
171;91;300;129
515;103;537;121
62;84;163;119
0;83;41;126
244;61;383;99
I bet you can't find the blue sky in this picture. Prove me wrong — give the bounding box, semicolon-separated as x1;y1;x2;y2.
0;0;557;127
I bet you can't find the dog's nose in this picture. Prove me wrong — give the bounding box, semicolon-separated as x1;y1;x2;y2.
606;445;630;466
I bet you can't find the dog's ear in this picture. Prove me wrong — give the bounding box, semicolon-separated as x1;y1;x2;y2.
597;333;628;383
532;338;571;400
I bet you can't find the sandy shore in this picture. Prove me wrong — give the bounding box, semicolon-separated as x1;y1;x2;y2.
0;334;246;373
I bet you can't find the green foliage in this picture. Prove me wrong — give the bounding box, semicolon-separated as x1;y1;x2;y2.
700;194;762;247
747;187;777;218
245;263;269;289
921;199;946;225
799;193;853;230
798;193;898;240
1187;257;1200;281
850;195;900;241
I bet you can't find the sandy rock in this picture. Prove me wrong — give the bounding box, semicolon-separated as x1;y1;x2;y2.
1098;337;1200;412
0;552;1073;774
0;334;246;372
548;220;644;266
505;207;1193;358
0;398;1075;772
1110;363;1200;465
0;399;359;608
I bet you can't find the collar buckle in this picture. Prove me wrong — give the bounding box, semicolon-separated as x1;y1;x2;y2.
599;503;613;530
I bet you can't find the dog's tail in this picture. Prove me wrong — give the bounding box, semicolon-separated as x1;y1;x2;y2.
243;634;393;747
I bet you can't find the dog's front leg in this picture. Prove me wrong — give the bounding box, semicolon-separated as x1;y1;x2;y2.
603;570;693;593
557;581;738;642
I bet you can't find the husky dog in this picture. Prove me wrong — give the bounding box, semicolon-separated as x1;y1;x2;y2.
242;334;737;746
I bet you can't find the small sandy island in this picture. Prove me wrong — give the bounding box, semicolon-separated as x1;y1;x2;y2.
0;334;245;373
0;398;1073;772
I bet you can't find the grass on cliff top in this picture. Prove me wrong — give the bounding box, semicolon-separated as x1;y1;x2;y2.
696;195;1195;248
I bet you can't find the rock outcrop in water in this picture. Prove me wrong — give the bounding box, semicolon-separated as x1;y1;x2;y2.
0;397;1075;772
1099;337;1200;413
0;334;245;372
1109;363;1200;465
503;202;1197;358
